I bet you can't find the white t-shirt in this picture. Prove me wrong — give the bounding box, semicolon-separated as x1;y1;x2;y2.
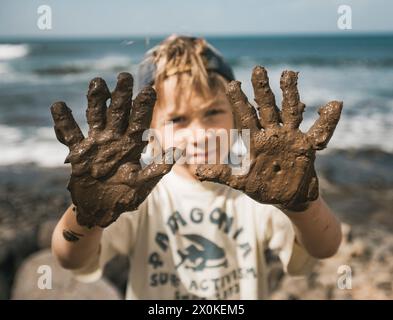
73;170;316;300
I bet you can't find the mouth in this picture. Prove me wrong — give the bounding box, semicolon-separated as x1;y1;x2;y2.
189;149;218;163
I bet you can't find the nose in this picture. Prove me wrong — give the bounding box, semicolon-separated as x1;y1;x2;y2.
187;119;211;148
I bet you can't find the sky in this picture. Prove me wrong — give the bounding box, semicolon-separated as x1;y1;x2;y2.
0;0;392;38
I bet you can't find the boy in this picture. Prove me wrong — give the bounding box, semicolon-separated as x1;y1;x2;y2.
50;35;342;299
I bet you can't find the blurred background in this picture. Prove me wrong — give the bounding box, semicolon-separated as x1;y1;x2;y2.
0;0;392;300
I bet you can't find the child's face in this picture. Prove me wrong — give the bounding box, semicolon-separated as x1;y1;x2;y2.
151;75;234;176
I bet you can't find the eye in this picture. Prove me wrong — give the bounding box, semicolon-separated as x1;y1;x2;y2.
205;108;224;117
170;115;187;124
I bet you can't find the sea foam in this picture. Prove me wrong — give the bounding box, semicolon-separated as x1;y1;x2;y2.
0;44;29;60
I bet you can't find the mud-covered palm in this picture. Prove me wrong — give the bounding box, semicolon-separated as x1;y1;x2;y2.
196;66;343;211
51;73;179;228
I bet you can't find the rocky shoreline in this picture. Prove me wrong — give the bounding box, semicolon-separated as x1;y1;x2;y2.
0;149;392;299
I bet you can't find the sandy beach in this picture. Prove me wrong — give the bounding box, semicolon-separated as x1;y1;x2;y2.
0;149;392;299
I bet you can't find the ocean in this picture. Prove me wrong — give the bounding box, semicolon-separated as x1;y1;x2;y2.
0;35;393;167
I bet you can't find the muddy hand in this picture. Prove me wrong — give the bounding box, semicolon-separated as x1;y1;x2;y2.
51;72;182;227
196;66;343;211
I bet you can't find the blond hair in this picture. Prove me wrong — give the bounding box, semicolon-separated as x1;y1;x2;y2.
151;35;229;111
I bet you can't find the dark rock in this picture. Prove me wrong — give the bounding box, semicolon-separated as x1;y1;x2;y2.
103;255;130;297
316;149;393;189
0;272;10;300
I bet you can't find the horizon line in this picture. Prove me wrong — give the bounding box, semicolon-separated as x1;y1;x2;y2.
1;31;393;42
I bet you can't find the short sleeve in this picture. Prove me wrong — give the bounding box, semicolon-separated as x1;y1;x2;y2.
72;208;141;283
265;206;317;276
